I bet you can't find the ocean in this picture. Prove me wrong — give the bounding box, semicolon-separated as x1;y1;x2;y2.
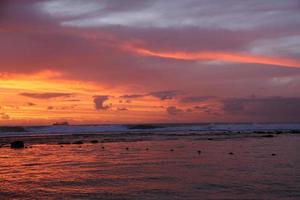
0;123;299;199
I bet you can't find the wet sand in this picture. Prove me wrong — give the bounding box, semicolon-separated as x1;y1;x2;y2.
0;133;299;199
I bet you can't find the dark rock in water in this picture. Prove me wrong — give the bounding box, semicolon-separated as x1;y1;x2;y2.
90;140;99;144
272;153;277;156
126;147;129;150
73;141;84;145
102;146;105;149
146;148;149;151
0;126;26;132
288;130;299;134
197;150;202;154
254;131;265;134
170;149;174;152
207;138;213;141
58;142;71;145
275;131;283;134
127;124;162;130
228;152;234;155
262;134;274;138
11;141;25;149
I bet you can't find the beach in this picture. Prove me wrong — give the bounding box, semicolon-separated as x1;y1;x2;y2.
0;128;299;200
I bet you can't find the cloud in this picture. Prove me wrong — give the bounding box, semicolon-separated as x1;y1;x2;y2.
180;96;214;103
166;106;183;115
117;107;128;111
20;92;73;99
120;94;145;99
1;0;300;124
37;0;104;18
129;46;300;68
120;90;179;101
47;106;54;110
221;96;300;122
149;90;178;100
93;95;110;110
59;0;300;31
0;113;10;120
26;102;36;106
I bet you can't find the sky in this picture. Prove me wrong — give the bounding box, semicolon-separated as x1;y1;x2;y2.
0;0;300;125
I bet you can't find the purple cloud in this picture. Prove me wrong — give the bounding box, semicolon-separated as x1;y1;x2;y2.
180;96;214;103
221;96;300;122
149;90;178;100
93;95;110;110
166;106;183;115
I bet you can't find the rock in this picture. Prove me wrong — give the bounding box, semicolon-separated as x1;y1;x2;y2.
228;152;234;155
272;153;277;156
262;134;274;138
126;147;129;150
288;130;299;134
90;140;99;144
197;150;202;154
73;141;84;145
170;149;174;152
102;146;105;149
10;141;25;149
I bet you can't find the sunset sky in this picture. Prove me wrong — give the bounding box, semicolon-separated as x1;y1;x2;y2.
1;0;300;125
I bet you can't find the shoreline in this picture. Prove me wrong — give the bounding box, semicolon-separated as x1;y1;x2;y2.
1;130;299;147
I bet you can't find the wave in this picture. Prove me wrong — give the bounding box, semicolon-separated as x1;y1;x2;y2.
0;123;300;137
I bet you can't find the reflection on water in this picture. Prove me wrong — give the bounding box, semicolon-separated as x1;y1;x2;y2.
0;135;300;199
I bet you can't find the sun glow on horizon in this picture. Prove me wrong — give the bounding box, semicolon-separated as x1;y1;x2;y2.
0;70;192;125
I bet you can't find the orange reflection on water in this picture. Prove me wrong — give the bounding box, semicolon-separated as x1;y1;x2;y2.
0;136;299;199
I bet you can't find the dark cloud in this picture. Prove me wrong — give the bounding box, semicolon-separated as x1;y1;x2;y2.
117;107;128;111
222;96;300;122
180;96;214;103
93;95;110;110
194;106;212;113
120;91;179;101
20;92;73;99
65;99;81;102
166;106;183;115
26;102;36;106
120;94;145;99
0;113;10;120
149;90;179;100
47;106;54;110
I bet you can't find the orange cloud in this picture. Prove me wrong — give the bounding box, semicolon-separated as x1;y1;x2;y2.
124;45;300;68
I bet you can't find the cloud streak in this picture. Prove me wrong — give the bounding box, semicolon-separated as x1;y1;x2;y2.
128;47;300;68
20;92;73;99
